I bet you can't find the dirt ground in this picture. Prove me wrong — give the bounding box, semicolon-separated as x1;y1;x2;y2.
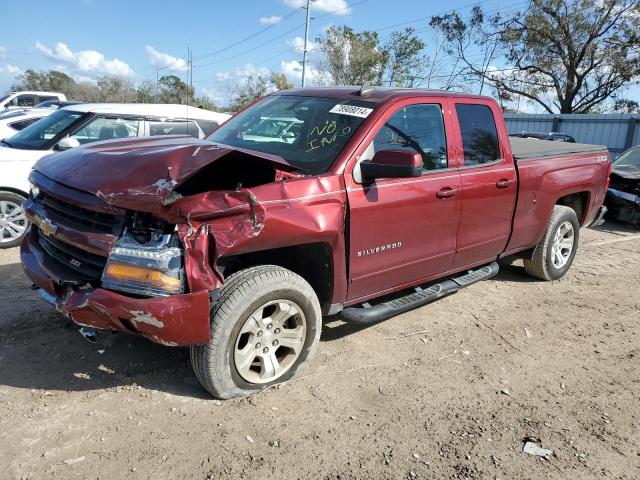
1;221;639;480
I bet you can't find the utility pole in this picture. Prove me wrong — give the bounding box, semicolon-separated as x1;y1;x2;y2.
301;0;311;87
187;47;192;106
189;47;193;106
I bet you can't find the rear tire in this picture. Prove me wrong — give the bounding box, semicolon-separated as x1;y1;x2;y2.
0;191;28;249
190;265;322;399
524;205;580;281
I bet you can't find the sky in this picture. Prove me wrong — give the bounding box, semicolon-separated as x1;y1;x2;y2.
0;0;637;109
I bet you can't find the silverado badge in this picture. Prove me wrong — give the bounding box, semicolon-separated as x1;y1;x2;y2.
357;242;402;257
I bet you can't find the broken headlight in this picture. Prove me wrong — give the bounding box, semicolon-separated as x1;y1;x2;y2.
101;230;184;297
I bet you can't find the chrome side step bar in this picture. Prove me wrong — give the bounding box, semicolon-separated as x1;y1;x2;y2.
340;262;499;325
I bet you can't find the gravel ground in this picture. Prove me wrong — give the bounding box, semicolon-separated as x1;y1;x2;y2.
1;221;639;480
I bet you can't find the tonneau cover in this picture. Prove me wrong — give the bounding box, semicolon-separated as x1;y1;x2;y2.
509;137;607;160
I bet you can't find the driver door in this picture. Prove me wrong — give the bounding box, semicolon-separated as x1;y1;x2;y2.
344;98;462;303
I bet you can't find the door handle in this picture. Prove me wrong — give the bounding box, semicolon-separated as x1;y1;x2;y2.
496;178;515;189
436;187;459;199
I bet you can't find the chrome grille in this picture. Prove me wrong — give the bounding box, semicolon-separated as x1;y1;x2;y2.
37;232;107;282
39;192;125;234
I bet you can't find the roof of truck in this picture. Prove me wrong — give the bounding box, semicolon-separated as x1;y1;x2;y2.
275;86;494;103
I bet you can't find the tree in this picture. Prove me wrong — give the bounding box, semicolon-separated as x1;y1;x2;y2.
136;80;156;104
226;73;293;112
613;98;640;114
96;76;136;102
431;0;640;113
382;28;427;87
12;69;76;97
194;96;218;111
315;26;388;85
158;75;194;104
270;72;294;91
227;75;269;111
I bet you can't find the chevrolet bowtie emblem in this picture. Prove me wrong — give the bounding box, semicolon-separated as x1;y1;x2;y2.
38;217;58;237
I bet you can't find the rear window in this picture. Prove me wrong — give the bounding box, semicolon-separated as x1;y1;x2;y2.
10;118;40;131
455;104;500;165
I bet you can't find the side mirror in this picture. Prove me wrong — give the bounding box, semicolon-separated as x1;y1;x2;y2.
55;137;80;151
360;150;423;182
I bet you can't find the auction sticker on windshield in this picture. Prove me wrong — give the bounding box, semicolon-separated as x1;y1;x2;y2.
329;104;374;118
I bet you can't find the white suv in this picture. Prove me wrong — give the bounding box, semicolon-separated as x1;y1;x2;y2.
0;103;230;248
0;91;67;113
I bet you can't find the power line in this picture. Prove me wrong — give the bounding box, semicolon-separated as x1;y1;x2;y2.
255;48;294;68
375;0;528;39
371;0;495;33
193;23;305;68
193;0;371;69
194;8;302;61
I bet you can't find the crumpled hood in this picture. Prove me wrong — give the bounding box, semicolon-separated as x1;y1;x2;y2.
612;163;640;181
34;135;294;210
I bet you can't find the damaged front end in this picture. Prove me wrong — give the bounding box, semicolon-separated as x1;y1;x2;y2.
605;169;640;226
102;219;185;297
21;193;212;345
22;135;345;346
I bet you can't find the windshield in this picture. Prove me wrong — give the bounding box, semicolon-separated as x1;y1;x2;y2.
6;109;84;150
0;93;11;103
614;146;640;168
207;95;376;174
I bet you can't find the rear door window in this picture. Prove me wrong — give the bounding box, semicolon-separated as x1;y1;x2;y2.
16;95;37;107
455;104;500;165
149;119;200;138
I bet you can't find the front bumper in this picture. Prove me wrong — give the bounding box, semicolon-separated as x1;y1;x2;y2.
604;188;640;226
21;228;211;346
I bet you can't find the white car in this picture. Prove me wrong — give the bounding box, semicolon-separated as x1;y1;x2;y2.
0;103;231;248
0;108;61;139
0;91;67;113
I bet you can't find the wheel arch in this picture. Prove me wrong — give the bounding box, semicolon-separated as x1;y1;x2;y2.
555;191;590;226
217;242;334;314
0;186;29;198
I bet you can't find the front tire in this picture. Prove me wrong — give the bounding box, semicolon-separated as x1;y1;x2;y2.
524;205;580;281
190;265;322;399
0;191;28;249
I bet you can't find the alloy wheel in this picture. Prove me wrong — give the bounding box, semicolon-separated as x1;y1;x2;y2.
0;201;27;244
234;299;307;384
550;221;575;269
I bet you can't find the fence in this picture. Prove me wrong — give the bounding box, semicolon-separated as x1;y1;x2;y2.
503;113;640;157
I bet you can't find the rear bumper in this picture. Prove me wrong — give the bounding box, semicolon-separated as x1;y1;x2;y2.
587;205;608;228
21;228;211;346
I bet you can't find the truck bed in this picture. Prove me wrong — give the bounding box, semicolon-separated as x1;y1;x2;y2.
509;137;607;161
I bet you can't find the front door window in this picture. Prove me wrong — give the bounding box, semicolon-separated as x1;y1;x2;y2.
71;116;141;144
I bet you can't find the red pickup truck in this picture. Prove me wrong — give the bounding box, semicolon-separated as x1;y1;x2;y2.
21;87;610;398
